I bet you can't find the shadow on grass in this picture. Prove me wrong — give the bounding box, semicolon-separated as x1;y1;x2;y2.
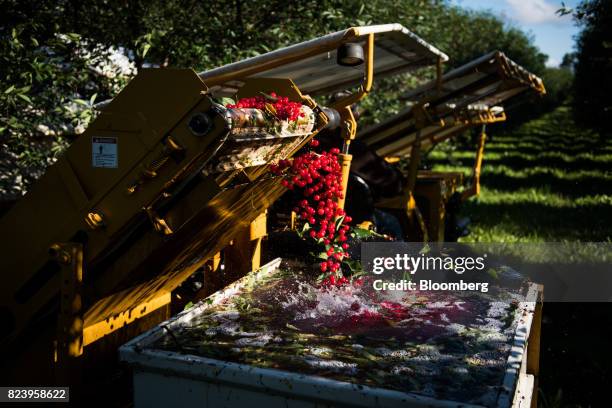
483;144;606;156
477;156;612;174
477;172;612;198
463;200;612;241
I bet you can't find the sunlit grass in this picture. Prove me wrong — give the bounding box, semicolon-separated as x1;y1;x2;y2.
427;105;612;243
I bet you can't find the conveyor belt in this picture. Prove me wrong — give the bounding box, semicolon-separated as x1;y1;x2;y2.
358;51;545;157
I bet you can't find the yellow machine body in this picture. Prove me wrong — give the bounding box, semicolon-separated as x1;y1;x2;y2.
0;25;449;387
0;69;324;383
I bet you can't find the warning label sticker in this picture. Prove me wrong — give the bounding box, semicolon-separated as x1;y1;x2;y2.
92;136;118;168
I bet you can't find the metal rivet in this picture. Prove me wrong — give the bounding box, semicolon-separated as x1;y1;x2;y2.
85;211;105;229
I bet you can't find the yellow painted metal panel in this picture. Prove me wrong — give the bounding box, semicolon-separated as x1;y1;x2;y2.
0;71;323;367
83;292;171;346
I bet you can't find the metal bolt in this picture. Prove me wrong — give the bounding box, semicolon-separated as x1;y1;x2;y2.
85;211;105;229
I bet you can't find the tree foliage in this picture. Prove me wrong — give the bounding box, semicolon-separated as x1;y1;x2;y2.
0;0;551;198
568;0;611;134
0;1;133;198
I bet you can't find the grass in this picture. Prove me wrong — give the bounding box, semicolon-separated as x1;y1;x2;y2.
428;105;612;243
427;104;612;408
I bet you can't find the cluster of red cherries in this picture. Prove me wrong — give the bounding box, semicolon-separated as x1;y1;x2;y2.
270;139;353;287
225;92;305;122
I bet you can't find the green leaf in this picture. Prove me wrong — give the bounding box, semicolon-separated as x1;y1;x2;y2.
486;268;500;280
258;91;278;101
297;222;311;238
343;258;363;273
352;227;382;239
361;350;378;361
17;94;32;104
4;85;15;94
334;215;345;232
141;43;151;58
66;33;81;41
316;251;328;260
285;323;301;331
220;97;235;106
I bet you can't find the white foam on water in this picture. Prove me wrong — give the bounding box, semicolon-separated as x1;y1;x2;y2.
281;281;380;322
303;357;358;374
235;334;274;347
205;322;239;336
308;347;334;357
211;311;241;321
445;322;467;335
391;365;414;375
